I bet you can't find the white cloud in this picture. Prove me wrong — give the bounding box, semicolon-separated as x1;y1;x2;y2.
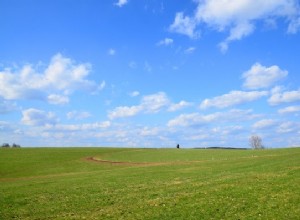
67;111;92;120
169;12;198;38
184;47;196;54
0;100;17;114
21;108;58;126
157;38;174;46
268;89;300;105
108;48;116;56
108;92;183;119
278;105;300;114
0;53;102;104
288;17;300;33
168;109;257;127
171;0;300;50
45;121;111;132
114;0;128;7
0;65;44;100
271;86;284;94
129;91;140;97
167;113;207;127
139;127;160;136
252;119;276;129
47;94;69;105
200;90;268;109
219;22;255;52
168;101;193;112
276;121;296;133
44;54;94;91
242;63;288;89
227;21;255;41
141;92;170;113
108;105;142;120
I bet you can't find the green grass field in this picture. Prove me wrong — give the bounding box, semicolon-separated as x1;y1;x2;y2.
0;147;299;219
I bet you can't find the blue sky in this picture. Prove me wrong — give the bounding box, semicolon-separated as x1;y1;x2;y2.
1;0;300;148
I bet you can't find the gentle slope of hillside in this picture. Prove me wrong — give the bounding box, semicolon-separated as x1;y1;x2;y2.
1;147;299;219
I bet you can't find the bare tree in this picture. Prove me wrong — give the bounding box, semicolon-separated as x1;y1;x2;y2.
249;135;264;149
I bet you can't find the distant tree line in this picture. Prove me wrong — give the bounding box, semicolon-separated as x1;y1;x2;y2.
1;143;21;148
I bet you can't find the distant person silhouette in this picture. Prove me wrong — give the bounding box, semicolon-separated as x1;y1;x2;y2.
176;144;180;149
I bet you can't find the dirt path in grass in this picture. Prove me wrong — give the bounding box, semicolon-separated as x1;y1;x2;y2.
85;157;168;166
85;153;284;167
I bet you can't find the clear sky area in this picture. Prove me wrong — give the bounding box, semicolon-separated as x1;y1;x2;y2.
1;0;300;148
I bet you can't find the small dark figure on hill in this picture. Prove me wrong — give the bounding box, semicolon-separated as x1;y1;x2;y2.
176;144;180;149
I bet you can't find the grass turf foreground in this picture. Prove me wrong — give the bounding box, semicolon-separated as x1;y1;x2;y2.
0;147;299;219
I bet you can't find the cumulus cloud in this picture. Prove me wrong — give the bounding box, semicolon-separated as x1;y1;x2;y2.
0;53;102;104
167;113;207;127
242;63;288;89
278;105;300;114
47;94;69;105
168;101;193;112
108;105;142;120
169;12;198;38
44;54;94;91
114;0;128;7
157;38;174;46
141;92;170;113
139;127;160;136
108;92;190;119
21;108;58;126
170;0;300;51
276;121;297;133
0;65;45;100
67;111;92;120
200;90;268;109
168;109;257;127
268;89;300;105
252;119;276;129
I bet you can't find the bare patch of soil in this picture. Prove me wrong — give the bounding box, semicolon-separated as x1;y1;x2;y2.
85;157;168;166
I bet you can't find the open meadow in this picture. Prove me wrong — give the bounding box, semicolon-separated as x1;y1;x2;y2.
0;147;299;219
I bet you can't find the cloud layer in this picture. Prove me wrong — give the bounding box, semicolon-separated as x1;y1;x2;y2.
114;0;128;7
170;0;300;51
200;90;268;109
21;108;58;126
269;89;300;105
108;92;193;119
0;54;104;104
242;63;288;89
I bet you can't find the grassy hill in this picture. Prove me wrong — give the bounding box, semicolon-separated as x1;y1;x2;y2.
0;147;299;219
